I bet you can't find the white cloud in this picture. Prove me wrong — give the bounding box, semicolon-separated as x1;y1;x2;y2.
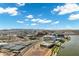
38;19;52;23
16;20;24;24
0;7;18;16
31;18;52;24
51;21;59;25
31;19;39;22
31;23;37;25
69;14;79;20
25;19;29;21
66;25;72;28
17;3;25;6
26;15;33;19
65;25;79;29
53;3;79;15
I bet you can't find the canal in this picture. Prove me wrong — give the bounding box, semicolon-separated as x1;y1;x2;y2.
57;35;79;56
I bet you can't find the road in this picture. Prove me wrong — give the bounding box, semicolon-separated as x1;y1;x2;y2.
22;41;52;56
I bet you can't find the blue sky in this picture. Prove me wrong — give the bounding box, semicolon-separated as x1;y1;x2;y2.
0;3;79;30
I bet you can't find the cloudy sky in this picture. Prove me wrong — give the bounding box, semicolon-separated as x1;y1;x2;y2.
0;3;79;30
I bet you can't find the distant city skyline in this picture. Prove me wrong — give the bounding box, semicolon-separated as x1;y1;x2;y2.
0;3;79;30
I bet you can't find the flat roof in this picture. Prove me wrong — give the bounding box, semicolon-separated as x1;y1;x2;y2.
0;43;30;51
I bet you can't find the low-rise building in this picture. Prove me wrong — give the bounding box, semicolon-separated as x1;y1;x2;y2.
40;35;56;48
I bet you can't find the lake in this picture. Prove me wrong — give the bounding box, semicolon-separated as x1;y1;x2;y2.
57;35;79;56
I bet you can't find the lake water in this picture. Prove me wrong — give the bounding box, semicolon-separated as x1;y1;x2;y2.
58;35;79;56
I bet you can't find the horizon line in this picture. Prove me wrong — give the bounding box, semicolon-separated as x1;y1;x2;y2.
0;28;79;30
